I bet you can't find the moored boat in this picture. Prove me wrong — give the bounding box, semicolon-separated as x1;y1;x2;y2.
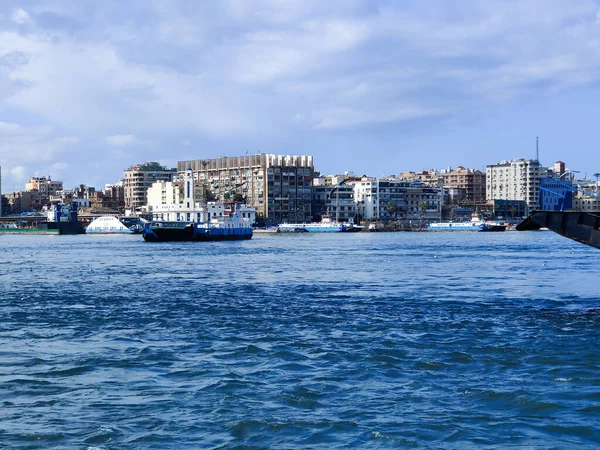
428;215;506;232
143;203;254;242
86;215;144;234
0;204;84;235
278;218;354;232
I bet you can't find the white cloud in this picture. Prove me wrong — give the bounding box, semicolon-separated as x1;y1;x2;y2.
10;8;31;25
51;162;68;170
10;165;26;181
1;0;600;184
0;121;75;191
105;134;137;147
55;136;80;145
0;121;25;134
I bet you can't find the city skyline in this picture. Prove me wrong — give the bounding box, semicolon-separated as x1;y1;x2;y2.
2;0;600;192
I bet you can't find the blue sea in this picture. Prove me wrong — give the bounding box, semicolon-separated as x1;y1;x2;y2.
1;231;599;449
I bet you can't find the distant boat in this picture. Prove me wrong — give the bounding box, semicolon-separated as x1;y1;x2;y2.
278;218;354;232
428;215;506;232
86;215;144;234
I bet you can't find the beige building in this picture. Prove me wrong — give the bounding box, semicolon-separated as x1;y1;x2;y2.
123;162;175;211
25;176;63;202
177;154;314;224
486;159;548;211
441;166;486;205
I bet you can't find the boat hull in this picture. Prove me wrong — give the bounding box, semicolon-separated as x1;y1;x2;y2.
518;211;600;249
143;223;253;242
427;223;485;231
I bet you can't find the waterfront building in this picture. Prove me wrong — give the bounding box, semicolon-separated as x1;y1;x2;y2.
123;162;176;211
147;169;208;220
312;176;357;222
349;178;442;222
486;158;549;212
177;154;314;225
441;166;486;205
146;168;255;224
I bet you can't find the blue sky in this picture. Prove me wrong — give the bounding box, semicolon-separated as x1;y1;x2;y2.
1;0;600;191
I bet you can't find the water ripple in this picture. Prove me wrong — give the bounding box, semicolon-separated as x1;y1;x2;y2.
0;232;599;448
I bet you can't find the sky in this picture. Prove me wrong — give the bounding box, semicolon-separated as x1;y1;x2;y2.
1;0;600;192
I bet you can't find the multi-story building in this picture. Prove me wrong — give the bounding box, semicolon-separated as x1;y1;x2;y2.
146;168;255;223
486;158;549;211
312;176;357;222
25;176;63;197
572;179;600;212
441;166;486;205
2;191;33;215
123;162;176;211
25;176;63;206
349;178;442;221
90;183;125;211
177;154;314;224
147;169;208;217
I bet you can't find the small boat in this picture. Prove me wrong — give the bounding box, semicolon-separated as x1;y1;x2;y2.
86;215;144;234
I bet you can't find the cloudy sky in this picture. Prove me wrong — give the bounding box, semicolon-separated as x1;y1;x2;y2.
1;0;600;191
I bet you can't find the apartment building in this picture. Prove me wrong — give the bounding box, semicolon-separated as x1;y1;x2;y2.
177;154;314;224
486;158;548;211
349;178;442;221
312;176;357;222
123;162;176;211
25;176;64;199
441;166;486;204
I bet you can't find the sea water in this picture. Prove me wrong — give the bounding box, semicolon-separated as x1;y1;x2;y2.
0;231;599;448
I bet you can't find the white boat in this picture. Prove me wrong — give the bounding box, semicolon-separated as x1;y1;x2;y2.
278;218;353;232
427;220;486;231
428;214;506;232
86;215;144;234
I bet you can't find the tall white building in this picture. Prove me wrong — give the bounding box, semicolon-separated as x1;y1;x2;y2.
349;178;442;221
486;159;548;211
147;168;256;223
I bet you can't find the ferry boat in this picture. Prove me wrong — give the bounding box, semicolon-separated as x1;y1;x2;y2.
142;168;255;242
428;215;506;232
143;205;254;242
278;217;354;232
85;215;144;234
